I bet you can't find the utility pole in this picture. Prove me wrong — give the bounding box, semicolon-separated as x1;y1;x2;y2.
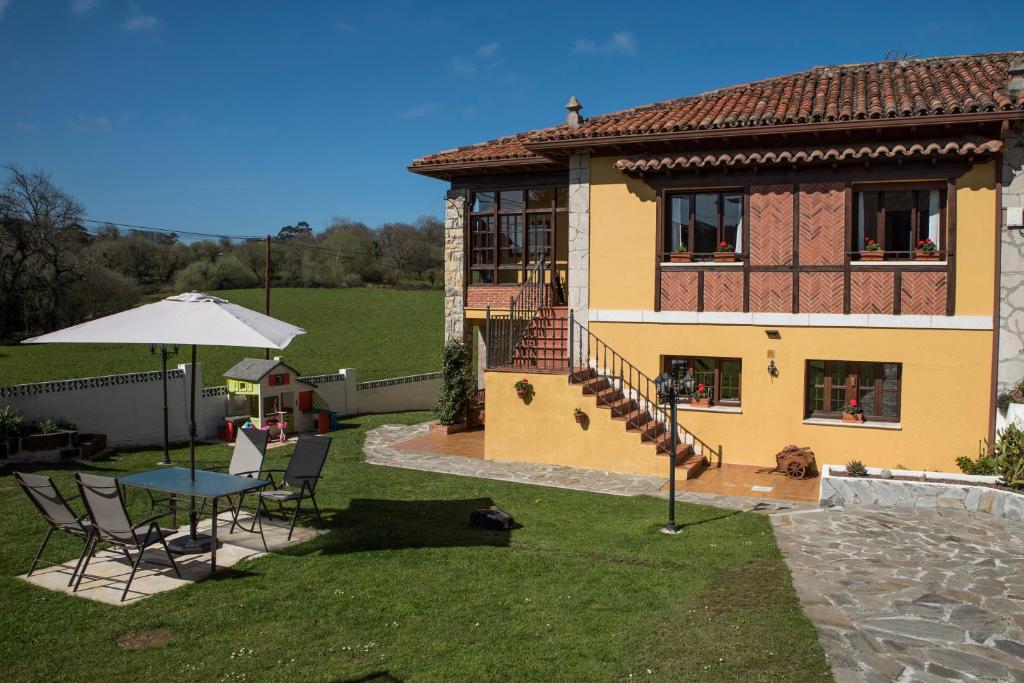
264;235;271;359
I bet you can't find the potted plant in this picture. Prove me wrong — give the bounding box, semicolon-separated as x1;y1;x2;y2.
915;238;940;260
669;244;692;263
842;398;865;423
514;378;533;399
465;390;483;428
860;238;885;261
691;383;714;408
574;407;586;424
0;406;24;458
713;241;738;262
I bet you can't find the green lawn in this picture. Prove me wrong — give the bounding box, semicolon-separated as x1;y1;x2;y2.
0;414;831;682
0;288;443;386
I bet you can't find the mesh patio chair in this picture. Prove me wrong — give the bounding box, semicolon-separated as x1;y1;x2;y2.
74;472;181;602
15;472;95;587
239;435;331;541
200;426;268;518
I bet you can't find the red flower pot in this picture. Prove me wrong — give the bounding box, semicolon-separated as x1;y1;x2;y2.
669;252;693;263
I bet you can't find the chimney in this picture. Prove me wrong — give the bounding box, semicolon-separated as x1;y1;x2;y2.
565;96;584;129
1009;56;1024;99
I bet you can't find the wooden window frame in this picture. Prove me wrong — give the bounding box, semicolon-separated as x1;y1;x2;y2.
661;355;742;406
468;187;568;286
805;360;902;422
851;182;947;261
662;189;745;260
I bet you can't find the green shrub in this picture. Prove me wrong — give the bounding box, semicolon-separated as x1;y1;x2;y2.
436;339;469;426
55;417;78;431
992;423;1024;490
955;442;998;476
845;460;868;477
0;406;24;438
37;419;58;434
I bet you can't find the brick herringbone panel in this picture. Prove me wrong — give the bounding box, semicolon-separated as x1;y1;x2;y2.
799;272;844;313
703;271;744;312
901;271;947;315
466;285;520;309
659;270;698;311
799;183;845;265
749;272;793;313
749;185;793;266
851;271;894;314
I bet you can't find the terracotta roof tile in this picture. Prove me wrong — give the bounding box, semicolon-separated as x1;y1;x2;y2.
613;136;1004;174
410;52;1024;172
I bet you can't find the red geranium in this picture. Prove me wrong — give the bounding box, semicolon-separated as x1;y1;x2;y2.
719;241;727;247
849;399;858;407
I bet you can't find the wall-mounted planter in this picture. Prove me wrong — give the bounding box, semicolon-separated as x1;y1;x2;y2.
914;250;942;261
574;411;586;425
21;430;74;452
669;252;692;263
858;251;885;261
841;412;865;424
712;252;739;262
819;464;1024;524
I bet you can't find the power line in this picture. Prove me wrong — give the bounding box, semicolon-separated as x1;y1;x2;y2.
4;207;263;242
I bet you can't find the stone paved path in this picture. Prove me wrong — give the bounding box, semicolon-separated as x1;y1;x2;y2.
366;423;816;512
773;506;1024;682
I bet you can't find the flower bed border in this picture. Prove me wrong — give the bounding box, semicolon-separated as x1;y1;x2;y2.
819;464;1024;524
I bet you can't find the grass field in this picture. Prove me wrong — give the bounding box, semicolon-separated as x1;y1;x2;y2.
0;413;831;682
0;288;443;386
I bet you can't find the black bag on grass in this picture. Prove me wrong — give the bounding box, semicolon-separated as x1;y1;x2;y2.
470;507;515;531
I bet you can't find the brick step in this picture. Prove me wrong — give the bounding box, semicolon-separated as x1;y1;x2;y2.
538;307;569;318
517;338;568;350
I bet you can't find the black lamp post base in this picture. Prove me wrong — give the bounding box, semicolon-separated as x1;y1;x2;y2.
156;460;174;466
660;526;682;535
167;533;218;554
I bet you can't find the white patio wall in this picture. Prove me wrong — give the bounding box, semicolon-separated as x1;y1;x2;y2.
1;366;440;449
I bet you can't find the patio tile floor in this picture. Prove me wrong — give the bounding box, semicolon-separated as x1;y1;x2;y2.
19;511;321;605
662;463;820;503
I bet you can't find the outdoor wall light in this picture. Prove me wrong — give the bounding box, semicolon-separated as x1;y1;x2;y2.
765;329;781;339
767;360;779;377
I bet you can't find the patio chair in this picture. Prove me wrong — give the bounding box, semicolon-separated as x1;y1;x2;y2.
199;426;268;518
15;472;95;587
74;472;181;602
245;435;331;541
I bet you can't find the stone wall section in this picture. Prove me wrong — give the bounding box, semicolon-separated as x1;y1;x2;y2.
999;124;1024;392
568;153;590;329
443;190;467;344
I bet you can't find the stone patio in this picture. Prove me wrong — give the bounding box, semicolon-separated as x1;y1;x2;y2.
19;511;321;605
773;506;1024;682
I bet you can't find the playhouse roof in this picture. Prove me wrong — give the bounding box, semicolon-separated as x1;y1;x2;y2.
224;358;299;382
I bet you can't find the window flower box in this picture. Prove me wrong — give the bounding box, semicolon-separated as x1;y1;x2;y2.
691;397;715;408
712;252;739;262
669;251;692;263
914;250;942;260
842;399;865;423
858;251;885;261
691;383;714;408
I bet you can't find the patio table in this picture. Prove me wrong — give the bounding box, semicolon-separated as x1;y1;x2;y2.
118;467;271;571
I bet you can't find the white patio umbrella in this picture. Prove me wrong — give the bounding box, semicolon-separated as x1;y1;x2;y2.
23;292;305;550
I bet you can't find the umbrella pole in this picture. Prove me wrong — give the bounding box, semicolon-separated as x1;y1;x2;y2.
169;344;215;554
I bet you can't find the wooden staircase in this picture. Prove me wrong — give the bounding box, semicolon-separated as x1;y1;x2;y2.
572;367;708;479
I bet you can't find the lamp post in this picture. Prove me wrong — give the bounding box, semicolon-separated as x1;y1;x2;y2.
149;343;179;465
663;383;680;534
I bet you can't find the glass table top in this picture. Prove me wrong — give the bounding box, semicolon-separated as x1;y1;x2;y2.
119;467;271;498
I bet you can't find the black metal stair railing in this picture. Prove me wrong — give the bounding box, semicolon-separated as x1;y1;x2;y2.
567;310;721;464
484;259;548;369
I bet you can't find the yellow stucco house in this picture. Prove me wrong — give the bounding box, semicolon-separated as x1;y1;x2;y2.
411;52;1024;478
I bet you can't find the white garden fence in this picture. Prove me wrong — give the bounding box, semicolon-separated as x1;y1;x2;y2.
0;365;440;448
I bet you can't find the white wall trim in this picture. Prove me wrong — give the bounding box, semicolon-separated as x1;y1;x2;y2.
589;309;992;331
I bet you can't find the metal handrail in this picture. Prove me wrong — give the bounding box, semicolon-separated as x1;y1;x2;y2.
568;310;720;463
484;259;548;369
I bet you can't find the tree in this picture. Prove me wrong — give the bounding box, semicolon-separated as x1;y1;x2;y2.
277;220;312;241
0;165;88;339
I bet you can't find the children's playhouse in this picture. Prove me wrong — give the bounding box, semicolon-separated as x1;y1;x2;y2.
222;357;322;441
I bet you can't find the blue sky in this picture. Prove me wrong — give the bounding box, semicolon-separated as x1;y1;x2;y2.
0;1;1018;237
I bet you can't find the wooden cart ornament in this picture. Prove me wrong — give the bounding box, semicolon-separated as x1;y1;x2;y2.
773;445;818;479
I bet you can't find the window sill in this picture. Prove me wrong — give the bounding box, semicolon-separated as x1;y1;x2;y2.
676;404;742;414
850;260;947;267
660;261;744;268
802;417;901;430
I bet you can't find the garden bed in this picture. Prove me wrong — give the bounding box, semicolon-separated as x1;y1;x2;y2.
819;464;1024;523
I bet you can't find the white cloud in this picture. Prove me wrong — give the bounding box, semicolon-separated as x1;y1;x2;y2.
70;0;97;15
15;122;36;131
396;103;435;120
0;0;12;22
67;114;110;131
447;56;477;76
572;31;636;55
477;42;499;59
333;20;354;33
122;12;159;31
